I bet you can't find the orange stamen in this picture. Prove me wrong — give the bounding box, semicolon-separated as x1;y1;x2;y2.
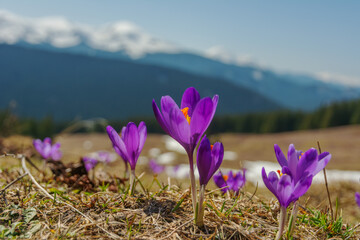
277;170;283;177
223;175;229;181
181;107;191;124
210;145;214;150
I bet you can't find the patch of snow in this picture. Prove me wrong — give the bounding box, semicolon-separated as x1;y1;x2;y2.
137;156;149;165
165;164;198;179
148;148;161;158
157;152;177;164
223;151;238;161
162;136;186;154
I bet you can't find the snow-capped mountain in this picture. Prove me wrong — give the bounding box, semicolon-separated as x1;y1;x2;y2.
0;9;178;58
1;9;359;112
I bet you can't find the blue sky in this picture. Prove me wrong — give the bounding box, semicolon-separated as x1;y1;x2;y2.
1;0;359;85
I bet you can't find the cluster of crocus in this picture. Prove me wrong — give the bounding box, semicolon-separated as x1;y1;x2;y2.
107;122;147;193
33;137;62;161
152;87;219;217
213;169;246;195
262;144;331;240
196;135;224;226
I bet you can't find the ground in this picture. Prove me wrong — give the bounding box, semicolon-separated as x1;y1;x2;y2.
0;125;359;239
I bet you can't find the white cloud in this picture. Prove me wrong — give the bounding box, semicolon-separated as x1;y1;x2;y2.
315;71;360;87
0;9;178;58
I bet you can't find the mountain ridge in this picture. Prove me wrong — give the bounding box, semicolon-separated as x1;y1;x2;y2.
0;44;281;120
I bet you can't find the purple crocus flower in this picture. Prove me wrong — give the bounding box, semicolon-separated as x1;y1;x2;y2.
262;168;313;208
106;122;147;171
33;137;62;161
149;159;165;174
356;192;360;207
107;122;147;194
213;172;229;193
82;157;98;172
227;169;247;193
196;135;223;227
152;87;218;156
274;144;331;183
213;169;246;194
152;87;218;215
262;167;313;240
197;136;224;186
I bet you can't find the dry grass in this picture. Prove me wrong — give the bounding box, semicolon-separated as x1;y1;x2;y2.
1;126;360;239
0;164;359;239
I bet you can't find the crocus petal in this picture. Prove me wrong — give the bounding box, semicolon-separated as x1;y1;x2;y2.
123;123;140;168
277;175;294;207
262;168;279;199
274;144;288;167
355;192;360;207
33;139;43;154
149;159;165;174
42;143;52;159
296;148;318;182
287;144;299;176
169;107;191;148
197;136;212;185
120;126;126;140
107;125;120;147
114;146;127;162
152;99;170;135
161;96;179;131
106;125;129;161
51;143;62;161
211;142;224;173
190;97;214;148
233;169;246;190
281;166;292;176
293;175;313;198
44;137;52;144
210;95;219;120
137;121;147;158
83;157;98;172
181;87;200;117
312;152;331;176
213;171;228;193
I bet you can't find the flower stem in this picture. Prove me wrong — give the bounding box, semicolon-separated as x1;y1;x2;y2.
129;169;136;195
275;206;287;240
287;201;299;237
188;152;197;219
124;161;129;179
196;185;205;227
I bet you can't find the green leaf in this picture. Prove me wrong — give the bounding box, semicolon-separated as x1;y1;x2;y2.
23;208;37;223
10;221;23;235
23;221;41;238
